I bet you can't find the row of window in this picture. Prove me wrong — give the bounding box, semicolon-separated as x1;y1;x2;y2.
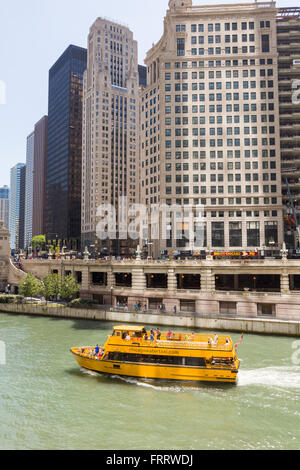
176;21;271;33
191;34;256;44
190;46;257;55
165;115;275;125
166;221;278;249
164;160;277;168
165;89;274;102
166;84;274;100
165;174;277;183
107;351;207;367
163;197;278;206
178;35;270;56
166;126;276;136
164;102;275;115
165;186;278;195
145;197;279;207
165;138;276;148
165;58;273;69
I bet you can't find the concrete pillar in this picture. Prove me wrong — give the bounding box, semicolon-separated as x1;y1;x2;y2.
202;269;215;293
132;268;146;292
281;273;290;294
167;268;177;293
81;267;90;293
290;274;294;291
107;268;115;288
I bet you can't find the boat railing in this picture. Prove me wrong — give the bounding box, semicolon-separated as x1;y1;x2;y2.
115;338;232;350
156;340;231;350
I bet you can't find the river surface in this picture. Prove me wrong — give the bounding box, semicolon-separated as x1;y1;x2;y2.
0;313;299;450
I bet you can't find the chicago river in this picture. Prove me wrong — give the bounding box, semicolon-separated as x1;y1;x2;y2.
0;313;299;450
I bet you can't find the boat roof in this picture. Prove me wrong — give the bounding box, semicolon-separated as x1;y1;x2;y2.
113;325;145;332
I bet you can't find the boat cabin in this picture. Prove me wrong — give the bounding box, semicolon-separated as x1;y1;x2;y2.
112;325;146;340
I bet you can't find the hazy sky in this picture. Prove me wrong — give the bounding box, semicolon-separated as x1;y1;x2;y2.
0;0;297;187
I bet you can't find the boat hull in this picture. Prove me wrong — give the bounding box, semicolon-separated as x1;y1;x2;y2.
71;351;238;384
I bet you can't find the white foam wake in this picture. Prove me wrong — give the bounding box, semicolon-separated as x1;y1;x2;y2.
81;366;300;391
238;366;300;389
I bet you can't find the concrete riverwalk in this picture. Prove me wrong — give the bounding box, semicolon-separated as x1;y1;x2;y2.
0;303;299;337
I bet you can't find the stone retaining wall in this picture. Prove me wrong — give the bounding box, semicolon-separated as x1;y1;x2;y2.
0;303;299;337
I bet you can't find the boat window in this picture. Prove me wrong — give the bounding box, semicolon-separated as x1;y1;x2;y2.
185;357;206;367
107;352;206;367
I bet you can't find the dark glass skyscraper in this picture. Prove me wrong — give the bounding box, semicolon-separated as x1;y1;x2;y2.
46;45;87;249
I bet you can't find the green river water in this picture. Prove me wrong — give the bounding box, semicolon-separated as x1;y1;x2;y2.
0;313;299;450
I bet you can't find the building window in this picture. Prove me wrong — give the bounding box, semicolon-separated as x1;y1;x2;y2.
212;222;224;248
229;222;242;247
247;222;260;247
177;38;185;56
262;34;270;53
265;221;278;247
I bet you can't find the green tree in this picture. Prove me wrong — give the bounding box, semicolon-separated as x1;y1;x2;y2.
41;273;61;301
60;275;80;302
31;235;46;251
19;274;42;298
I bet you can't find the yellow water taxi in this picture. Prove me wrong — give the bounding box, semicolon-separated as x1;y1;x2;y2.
71;325;240;384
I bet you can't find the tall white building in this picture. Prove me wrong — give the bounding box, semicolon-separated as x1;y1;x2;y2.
0;186;9;229
24;131;35;249
140;0;283;257
9;163;26;251
81;18;140;256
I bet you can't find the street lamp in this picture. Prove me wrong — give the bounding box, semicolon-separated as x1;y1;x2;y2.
110;286;113;307
145;239;154;259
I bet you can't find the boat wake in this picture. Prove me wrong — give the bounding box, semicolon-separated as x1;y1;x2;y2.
238;366;300;390
80;366;300;391
80;368;99;378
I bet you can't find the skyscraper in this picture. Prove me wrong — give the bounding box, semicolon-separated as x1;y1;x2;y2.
140;0;283;257
24;131;35;249
32;116;48;238
81;18;140;256
0;186;9;229
19;165;26;250
46;45;87;250
277;7;300;249
9;163;26;251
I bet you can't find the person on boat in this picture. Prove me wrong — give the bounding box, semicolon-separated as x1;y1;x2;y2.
95;345;100;356
190;333;195;341
144;333;149;341
150;332;155;342
98;349;104;358
167;330;172;340
126;333;131;341
208;338;214;346
214;334;219;345
156;328;161;340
